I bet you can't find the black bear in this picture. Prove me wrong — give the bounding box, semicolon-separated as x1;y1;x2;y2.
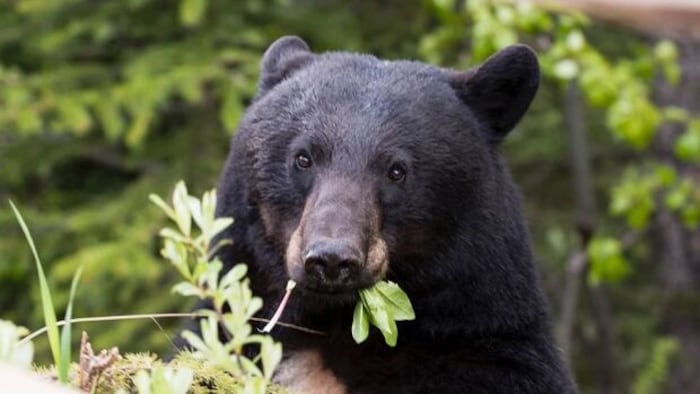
214;36;577;393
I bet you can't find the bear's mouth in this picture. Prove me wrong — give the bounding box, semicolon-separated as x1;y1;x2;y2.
294;281;366;305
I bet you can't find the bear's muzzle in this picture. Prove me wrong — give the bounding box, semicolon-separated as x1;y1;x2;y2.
285;175;388;294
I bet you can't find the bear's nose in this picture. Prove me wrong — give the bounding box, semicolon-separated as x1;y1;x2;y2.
303;240;362;286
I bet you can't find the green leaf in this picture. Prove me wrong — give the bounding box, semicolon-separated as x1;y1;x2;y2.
675;128;700;162
219;263;247;288
172;181;192;236
665;188;686;211
553;59;579;80
166;368;194;394
187;196;204;231
161;239;191;280
681;204;700;227
210;217;234;238
242;376;268;394
351;301;369;343
565;30;585;52
354;280;414;346
134;369;153;394
372;309;398;347
633;337;679;394
654;40;678;63
95;100;124;140
259;336;282;380
202;190;216;226
654;40;681;85
374;281;415;321
587;237;630;285
220;87;244;133
607;96;660;149
181;329;208;355
654;165;677;186
57;98;92;135
149;194;177;222
141;366;193;394
179;0;207;27
159;227;188;243
125;108;152;148
59;263;84;383
172;282;203;298
9;201;62;380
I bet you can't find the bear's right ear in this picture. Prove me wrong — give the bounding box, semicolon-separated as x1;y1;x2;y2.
258;36;315;95
450;45;540;144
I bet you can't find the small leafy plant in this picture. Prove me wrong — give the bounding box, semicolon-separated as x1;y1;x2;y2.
150;181;282;394
133;364;194;394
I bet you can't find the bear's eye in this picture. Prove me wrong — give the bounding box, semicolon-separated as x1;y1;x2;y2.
387;163;406;183
295;153;313;169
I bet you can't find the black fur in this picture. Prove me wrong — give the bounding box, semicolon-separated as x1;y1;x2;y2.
213;36;577;393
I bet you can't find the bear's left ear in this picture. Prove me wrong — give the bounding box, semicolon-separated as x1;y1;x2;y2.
258;36;315;96
451;45;540;144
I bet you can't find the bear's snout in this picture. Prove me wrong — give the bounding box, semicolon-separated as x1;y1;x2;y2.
303;238;363;286
284;176;388;294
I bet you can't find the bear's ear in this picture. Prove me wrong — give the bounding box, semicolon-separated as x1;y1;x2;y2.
451;45;540;144
258;36;315;95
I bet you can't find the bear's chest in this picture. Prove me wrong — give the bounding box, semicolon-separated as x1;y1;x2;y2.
273;350;347;394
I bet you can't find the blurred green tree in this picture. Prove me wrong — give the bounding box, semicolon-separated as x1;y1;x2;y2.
0;0;427;363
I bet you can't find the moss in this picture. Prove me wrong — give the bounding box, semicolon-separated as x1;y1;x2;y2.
36;351;287;393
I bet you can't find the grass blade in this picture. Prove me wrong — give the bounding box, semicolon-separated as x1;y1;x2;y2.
59;264;84;382
9;201;61;378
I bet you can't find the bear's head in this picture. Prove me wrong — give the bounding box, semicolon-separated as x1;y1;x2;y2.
226;36;539;311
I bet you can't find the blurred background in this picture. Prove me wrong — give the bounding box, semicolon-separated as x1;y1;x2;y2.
1;0;699;393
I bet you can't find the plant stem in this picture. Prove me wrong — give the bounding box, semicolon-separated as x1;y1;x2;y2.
18;311;325;347
261;280;296;333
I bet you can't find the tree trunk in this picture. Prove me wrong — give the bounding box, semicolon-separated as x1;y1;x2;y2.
560;82;619;393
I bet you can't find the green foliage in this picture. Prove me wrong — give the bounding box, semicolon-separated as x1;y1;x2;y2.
675;120;700;163
586;236;630;285
352;281;415;347
89;352;285;393
663;172;700;227
654;40;681;85
9;201;68;382
609;168;661;229
133;364;194;394
426;0;669;149
0;0;260;146
610;164;700;229
0;0;428;364
152;181;281;393
633;337;679;394
421;0;700;233
179;0;208;28
2;181;285;392
59;264;83;384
